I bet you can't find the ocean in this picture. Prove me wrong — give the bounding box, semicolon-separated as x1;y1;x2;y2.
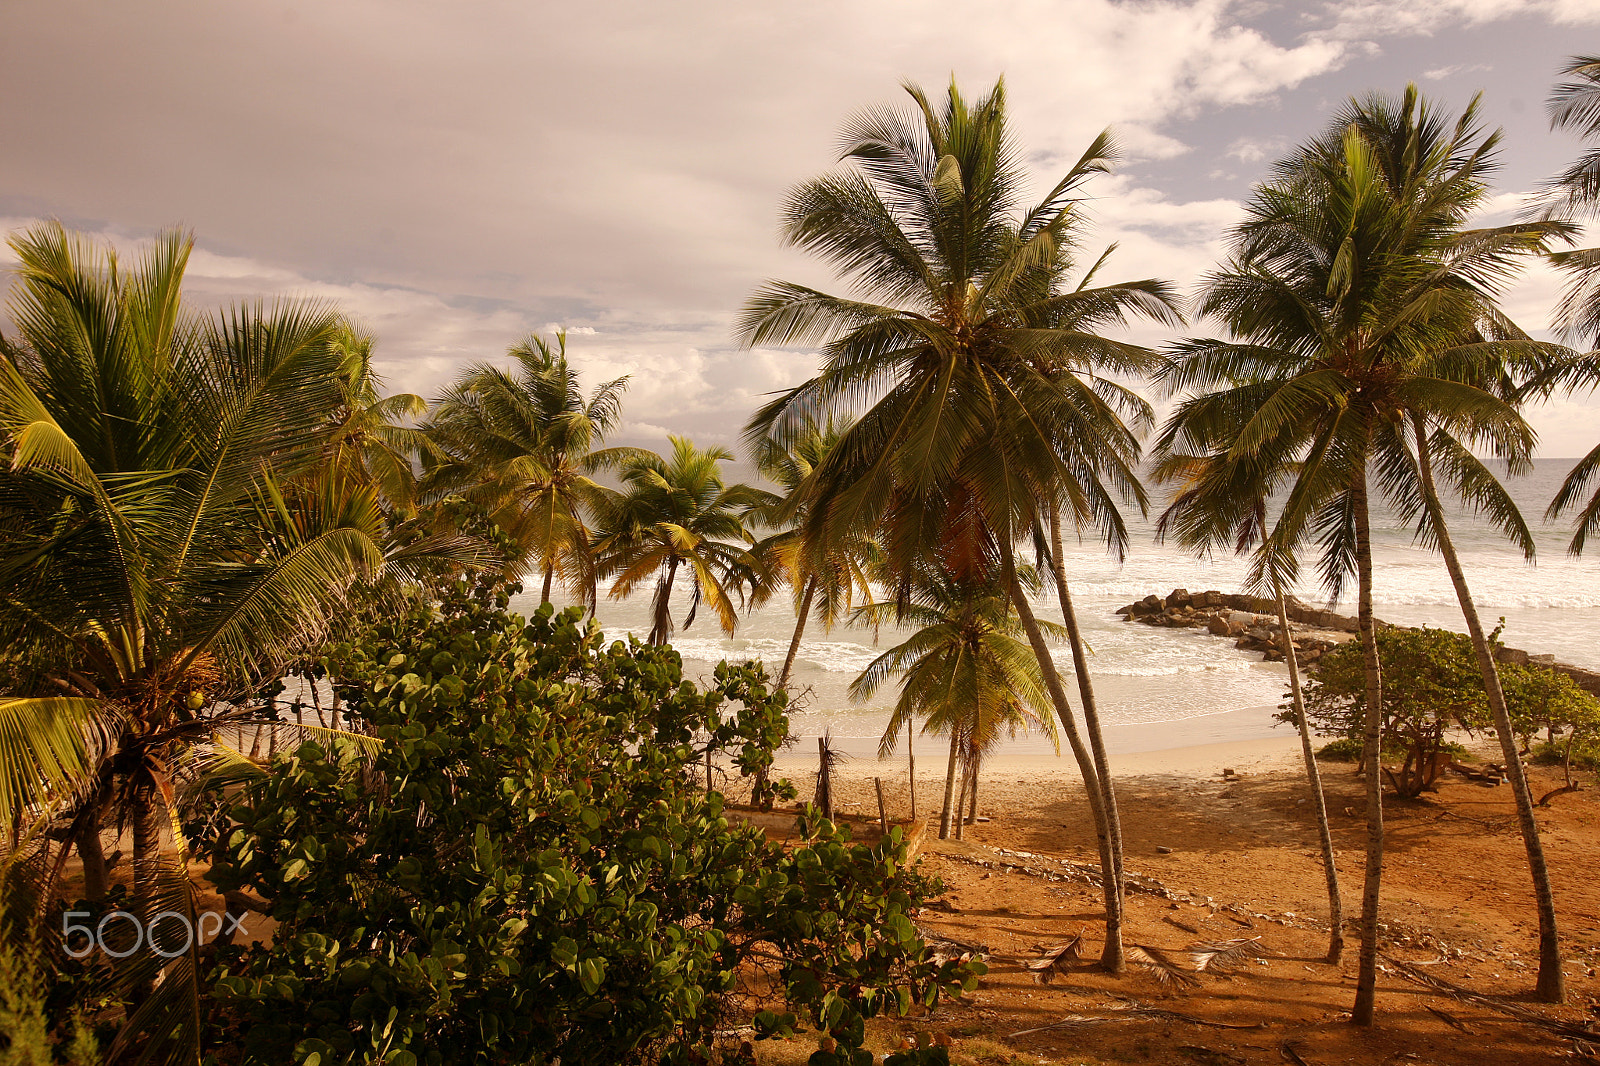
510;458;1600;763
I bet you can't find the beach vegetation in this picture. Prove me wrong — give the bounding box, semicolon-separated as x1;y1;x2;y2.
851;566;1060;840
592;435;775;645
1155;84;1572;1016
738;76;1180;972
1296;626;1600;798
423;330;642;606
201;581;977;1063
746;415;881;690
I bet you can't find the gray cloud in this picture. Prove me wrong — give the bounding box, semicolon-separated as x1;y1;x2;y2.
2;0;1598;454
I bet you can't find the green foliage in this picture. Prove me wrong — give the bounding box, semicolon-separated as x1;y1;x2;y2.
0;934;100;1065
1292;626;1600;796
201;585;977;1064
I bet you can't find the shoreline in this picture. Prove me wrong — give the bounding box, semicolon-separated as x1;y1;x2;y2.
769;713;1306;794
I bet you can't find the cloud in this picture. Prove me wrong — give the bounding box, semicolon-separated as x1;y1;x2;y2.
1422;63;1492;80
1314;0;1600;39
4;1;1599;456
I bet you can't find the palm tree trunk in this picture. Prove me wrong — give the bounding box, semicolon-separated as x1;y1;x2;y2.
1277;587;1344;964
939;730;960;840
1048;504;1124;884
1413;418;1564;1002
130;790;163;905
1002;541;1124;972
960;745;972;819
778;576;816;689
75;808;109;903
541;560;555;604
954;759;970;841
650;557;680;645
1352;466;1386;1027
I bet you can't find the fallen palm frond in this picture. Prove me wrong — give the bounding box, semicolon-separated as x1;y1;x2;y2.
1025;929;1087;984
912;922;988;963
1427;1005;1473;1032
1127;943;1201;989
1177;1046;1244;1065
1187;936;1272;973
1279;1042;1311;1066
1383;954;1599;1042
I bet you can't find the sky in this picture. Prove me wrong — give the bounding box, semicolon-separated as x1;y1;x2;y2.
2;0;1598;455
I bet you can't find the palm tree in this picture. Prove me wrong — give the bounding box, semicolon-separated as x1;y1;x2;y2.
594;436;775;645
738;78;1178;971
319;322;435;522
1156;87;1569;1020
0;223;479;900
1541;55;1600;347
851;568;1059;839
748;415;879;689
1154;450;1344;965
425;332;639;605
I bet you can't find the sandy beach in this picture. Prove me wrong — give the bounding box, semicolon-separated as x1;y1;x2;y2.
754;730;1600;1065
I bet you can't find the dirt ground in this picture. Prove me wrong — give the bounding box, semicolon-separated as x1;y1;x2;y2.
793;744;1600;1065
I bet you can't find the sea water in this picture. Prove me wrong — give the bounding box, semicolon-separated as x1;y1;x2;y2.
512;458;1600;761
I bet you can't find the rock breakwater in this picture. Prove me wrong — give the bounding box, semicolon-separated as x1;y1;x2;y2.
1117;588;1600;696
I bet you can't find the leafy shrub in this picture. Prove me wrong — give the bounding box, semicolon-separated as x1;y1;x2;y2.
201;583;977;1065
1292;625;1600;797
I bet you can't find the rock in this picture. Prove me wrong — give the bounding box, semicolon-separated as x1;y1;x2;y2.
1114;604;1133;616
1227;610;1256;626
1207;615;1230;637
1227;621;1247;638
1166;588;1191;609
1156;845;1174;854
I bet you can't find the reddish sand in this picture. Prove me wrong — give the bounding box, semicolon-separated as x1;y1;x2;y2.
798;738;1600;1065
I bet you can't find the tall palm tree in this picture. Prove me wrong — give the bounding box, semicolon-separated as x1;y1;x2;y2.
748;415;879;689
594;436;775;645
426;332;639;605
1154;450;1344;965
738;78;1177;971
1156;87;1569;1020
851;568;1059;839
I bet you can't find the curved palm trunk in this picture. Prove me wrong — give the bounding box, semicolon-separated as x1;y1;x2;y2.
541;560;555;604
1002;541;1124;972
778;576;817;689
649;556;680;645
939;730;961;840
1413;419;1564;1002
1352;468;1386;1027
1048;505;1124;884
1277;588;1345;963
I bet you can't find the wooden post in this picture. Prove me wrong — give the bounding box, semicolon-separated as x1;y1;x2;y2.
817;737;832;820
874;777;888;833
906;721;917;823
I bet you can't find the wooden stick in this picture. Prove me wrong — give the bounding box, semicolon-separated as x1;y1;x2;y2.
875;776;888;832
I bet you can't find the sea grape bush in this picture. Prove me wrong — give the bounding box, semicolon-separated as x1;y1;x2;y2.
201;583;977;1064
1290;624;1600;797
